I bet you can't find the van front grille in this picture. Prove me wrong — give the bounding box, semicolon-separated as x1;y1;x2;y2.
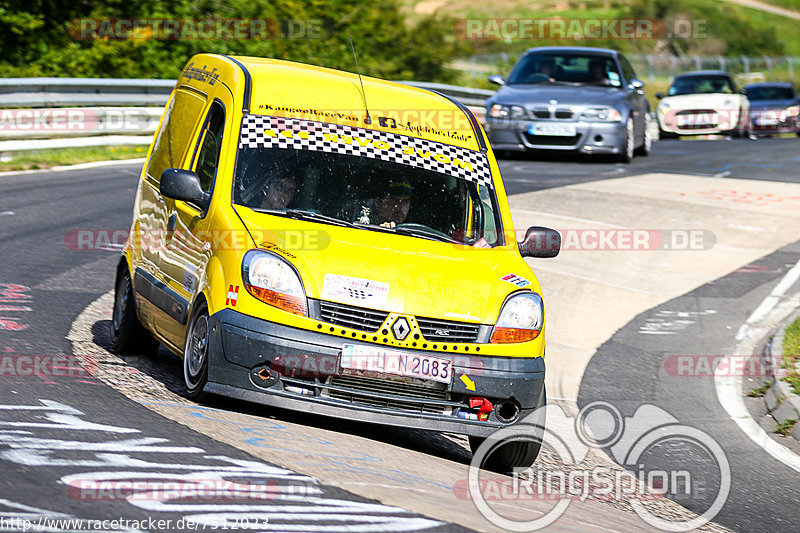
318;301;388;332
416;317;481;342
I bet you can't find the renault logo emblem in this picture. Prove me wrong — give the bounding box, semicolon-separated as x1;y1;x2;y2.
392;317;411;341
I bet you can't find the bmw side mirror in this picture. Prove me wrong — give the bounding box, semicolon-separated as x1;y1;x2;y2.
488;74;505;86
655;92;665;99
160;168;210;212
518;226;561;258
629;78;645;90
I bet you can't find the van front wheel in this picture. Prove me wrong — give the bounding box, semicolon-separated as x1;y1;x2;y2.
184;300;211;401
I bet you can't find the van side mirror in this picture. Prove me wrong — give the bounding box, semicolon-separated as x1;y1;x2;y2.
518;226;560;258
160;169;210;212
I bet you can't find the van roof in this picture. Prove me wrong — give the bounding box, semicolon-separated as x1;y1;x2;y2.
224;55;484;151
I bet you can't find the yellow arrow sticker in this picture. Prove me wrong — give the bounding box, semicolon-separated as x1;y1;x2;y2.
460;374;476;391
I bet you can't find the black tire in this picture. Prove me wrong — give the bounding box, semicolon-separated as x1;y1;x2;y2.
184;300;211;401
112;267;159;356
617;117;634;163
634;113;652;156
658;126;678;139
468;388;546;473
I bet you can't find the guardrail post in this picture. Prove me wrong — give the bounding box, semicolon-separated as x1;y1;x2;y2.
693;55;701;70
764;56;772;79
647;54;654;82
788;56;794;81
742;56;750;75
717;55;726;72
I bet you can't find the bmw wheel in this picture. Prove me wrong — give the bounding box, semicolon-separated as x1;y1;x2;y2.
635;113;652;156
617;117;634;163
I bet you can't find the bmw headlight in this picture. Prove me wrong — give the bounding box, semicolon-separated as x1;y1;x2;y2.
490;292;543;344
579;107;622;122
242;250;307;316
489;104;526;119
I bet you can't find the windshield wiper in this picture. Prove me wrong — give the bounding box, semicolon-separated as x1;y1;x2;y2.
393;226;460;244
250;208;356;228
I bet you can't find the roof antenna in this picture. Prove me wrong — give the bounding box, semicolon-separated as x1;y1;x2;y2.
349;35;371;125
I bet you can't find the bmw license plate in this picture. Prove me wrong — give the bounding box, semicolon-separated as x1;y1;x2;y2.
340;344;451;383
529;122;577;136
754;115;778;126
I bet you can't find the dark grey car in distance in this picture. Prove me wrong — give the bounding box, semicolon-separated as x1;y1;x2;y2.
745;82;800;137
484;46;651;162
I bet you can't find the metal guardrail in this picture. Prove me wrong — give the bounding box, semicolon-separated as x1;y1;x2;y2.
397;81;495;107
0;78;493;154
0;78;174;108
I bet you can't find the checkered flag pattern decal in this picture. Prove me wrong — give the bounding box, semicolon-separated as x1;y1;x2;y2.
239;115;492;187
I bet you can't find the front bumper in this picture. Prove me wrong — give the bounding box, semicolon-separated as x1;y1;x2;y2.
205;308;546;437
658;108;745;135
748;111;799;135
485;117;626;154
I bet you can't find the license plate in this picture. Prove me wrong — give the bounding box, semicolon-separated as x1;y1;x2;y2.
340;344;451;384
678;113;717;127
528;122;577;136
754;115;778;126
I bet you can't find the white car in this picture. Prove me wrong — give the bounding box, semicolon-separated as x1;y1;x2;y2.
656;71;749;137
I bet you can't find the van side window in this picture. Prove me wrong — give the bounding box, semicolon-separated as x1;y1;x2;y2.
193;102;225;192
146;88;206;182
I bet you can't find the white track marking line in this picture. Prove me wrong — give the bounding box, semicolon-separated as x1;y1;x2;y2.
737;259;800;336
715;258;800;473
528;264;666;296
512;210;631;229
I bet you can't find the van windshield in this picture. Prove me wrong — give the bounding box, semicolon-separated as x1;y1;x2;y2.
233;115;503;246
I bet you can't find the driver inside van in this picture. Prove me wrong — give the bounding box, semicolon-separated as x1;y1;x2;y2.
257;176;297;210
358;179;412;228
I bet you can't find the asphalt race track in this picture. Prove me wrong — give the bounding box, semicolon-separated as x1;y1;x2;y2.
1;135;799;532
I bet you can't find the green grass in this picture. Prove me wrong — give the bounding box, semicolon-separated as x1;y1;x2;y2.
0;145;147;172
775;418;797;436
783;316;800;396
733;4;800;56
759;0;800;12
748;382;773;397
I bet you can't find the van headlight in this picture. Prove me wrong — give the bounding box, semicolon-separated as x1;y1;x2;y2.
490;292;543;343
242;250;307;316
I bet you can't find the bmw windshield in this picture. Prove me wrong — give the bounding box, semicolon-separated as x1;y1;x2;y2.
506;52;622;87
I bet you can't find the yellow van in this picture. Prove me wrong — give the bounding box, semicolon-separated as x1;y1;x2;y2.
112;53;560;471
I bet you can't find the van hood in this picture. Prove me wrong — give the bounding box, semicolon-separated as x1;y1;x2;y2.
235;207;540;324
